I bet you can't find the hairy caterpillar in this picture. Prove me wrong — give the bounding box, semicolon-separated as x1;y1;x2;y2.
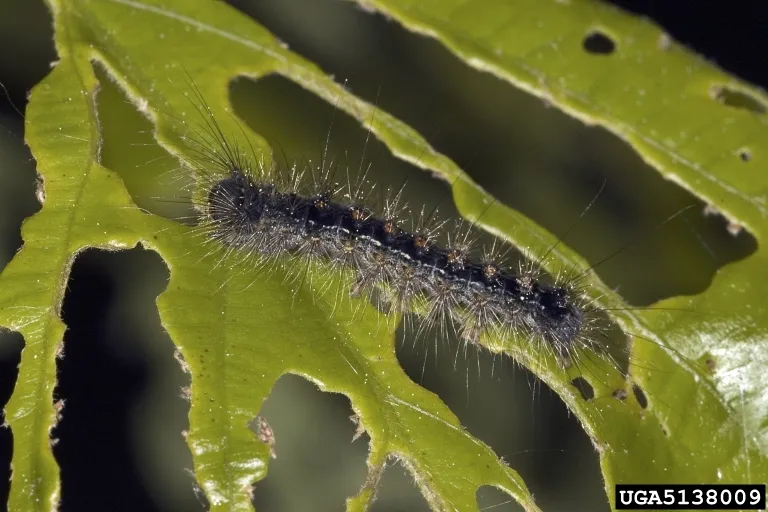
172;79;617;379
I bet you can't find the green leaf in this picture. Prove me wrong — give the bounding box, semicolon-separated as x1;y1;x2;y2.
2;0;533;510
358;0;768;502
0;0;765;511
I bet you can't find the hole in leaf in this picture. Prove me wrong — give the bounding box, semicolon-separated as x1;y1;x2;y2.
710;85;767;114
53;248;203;512
231;0;757;308
0;330;24;507
571;377;595;401
250;374;369;511
0;0;53;268
94;63;195;223
0;102;42;275
370;458;431;512
632;384;649;409
738;148;751;162
476;486;525;511
582;31;616;55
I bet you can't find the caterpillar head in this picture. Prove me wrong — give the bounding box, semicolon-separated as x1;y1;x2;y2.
207;170;270;229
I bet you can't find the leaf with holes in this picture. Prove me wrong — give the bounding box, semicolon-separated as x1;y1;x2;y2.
2;0;535;510
363;0;768;503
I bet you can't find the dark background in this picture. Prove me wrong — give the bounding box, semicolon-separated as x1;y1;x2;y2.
0;1;765;511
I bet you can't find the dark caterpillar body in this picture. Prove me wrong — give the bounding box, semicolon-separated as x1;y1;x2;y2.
204;168;587;362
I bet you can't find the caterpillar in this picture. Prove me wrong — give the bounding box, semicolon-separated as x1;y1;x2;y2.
174;81;608;375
